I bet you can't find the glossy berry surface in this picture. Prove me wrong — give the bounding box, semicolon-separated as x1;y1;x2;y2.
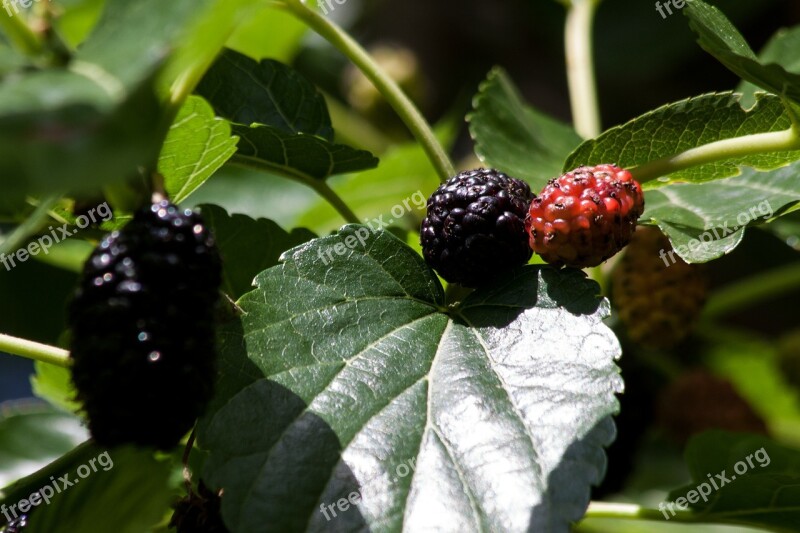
526;164;644;267
69;200;222;450
420;168;534;287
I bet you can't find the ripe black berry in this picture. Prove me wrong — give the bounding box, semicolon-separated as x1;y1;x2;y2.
69;200;222;450
420;168;534;287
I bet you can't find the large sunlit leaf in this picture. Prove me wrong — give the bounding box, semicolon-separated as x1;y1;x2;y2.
199;226;622;532
469;67;583;191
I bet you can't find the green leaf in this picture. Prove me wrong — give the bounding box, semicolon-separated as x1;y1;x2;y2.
199;226;622;532
642;161;800;263
0;0;227;203
199;204;316;299
668;431;800;532
30;362;82;414
684;0;800;105
74;0;213;90
295;122;457;234
53;0;106;48
0;70;162;204
226;5;307;62
564;92;800;185
159;96;239;204
738;25;800;108
0;37;26;77
232;124;378;182
0;405;86;490
468;67;583;191
197;48;334;139
4;445;178;533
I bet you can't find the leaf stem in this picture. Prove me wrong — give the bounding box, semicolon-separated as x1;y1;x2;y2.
582;501;695;523
0;6;42;57
0;333;71;368
281;0;455;183
230;155;360;224
701;261;800;320
630;127;800;183
564;0;602;139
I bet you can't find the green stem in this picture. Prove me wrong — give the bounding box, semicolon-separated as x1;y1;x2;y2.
582;502;695;523
0;333;71;367
0;195;61;256
565;0;602;139
631;127;800;183
230;155;360;224
702;262;800;321
0;5;42;57
281;0;455;183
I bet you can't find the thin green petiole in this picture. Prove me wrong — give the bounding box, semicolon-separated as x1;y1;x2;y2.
582;502;695;523
281;0;455;183
630;127;800;183
0;333;71;368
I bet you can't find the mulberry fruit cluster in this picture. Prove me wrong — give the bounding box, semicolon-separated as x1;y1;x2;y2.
611;226;708;348
526;164;644;268
420;168;533;287
69;200;222;450
420;165;645;286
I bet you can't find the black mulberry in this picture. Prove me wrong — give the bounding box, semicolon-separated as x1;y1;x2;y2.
420;168;533;287
69;200;221;449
